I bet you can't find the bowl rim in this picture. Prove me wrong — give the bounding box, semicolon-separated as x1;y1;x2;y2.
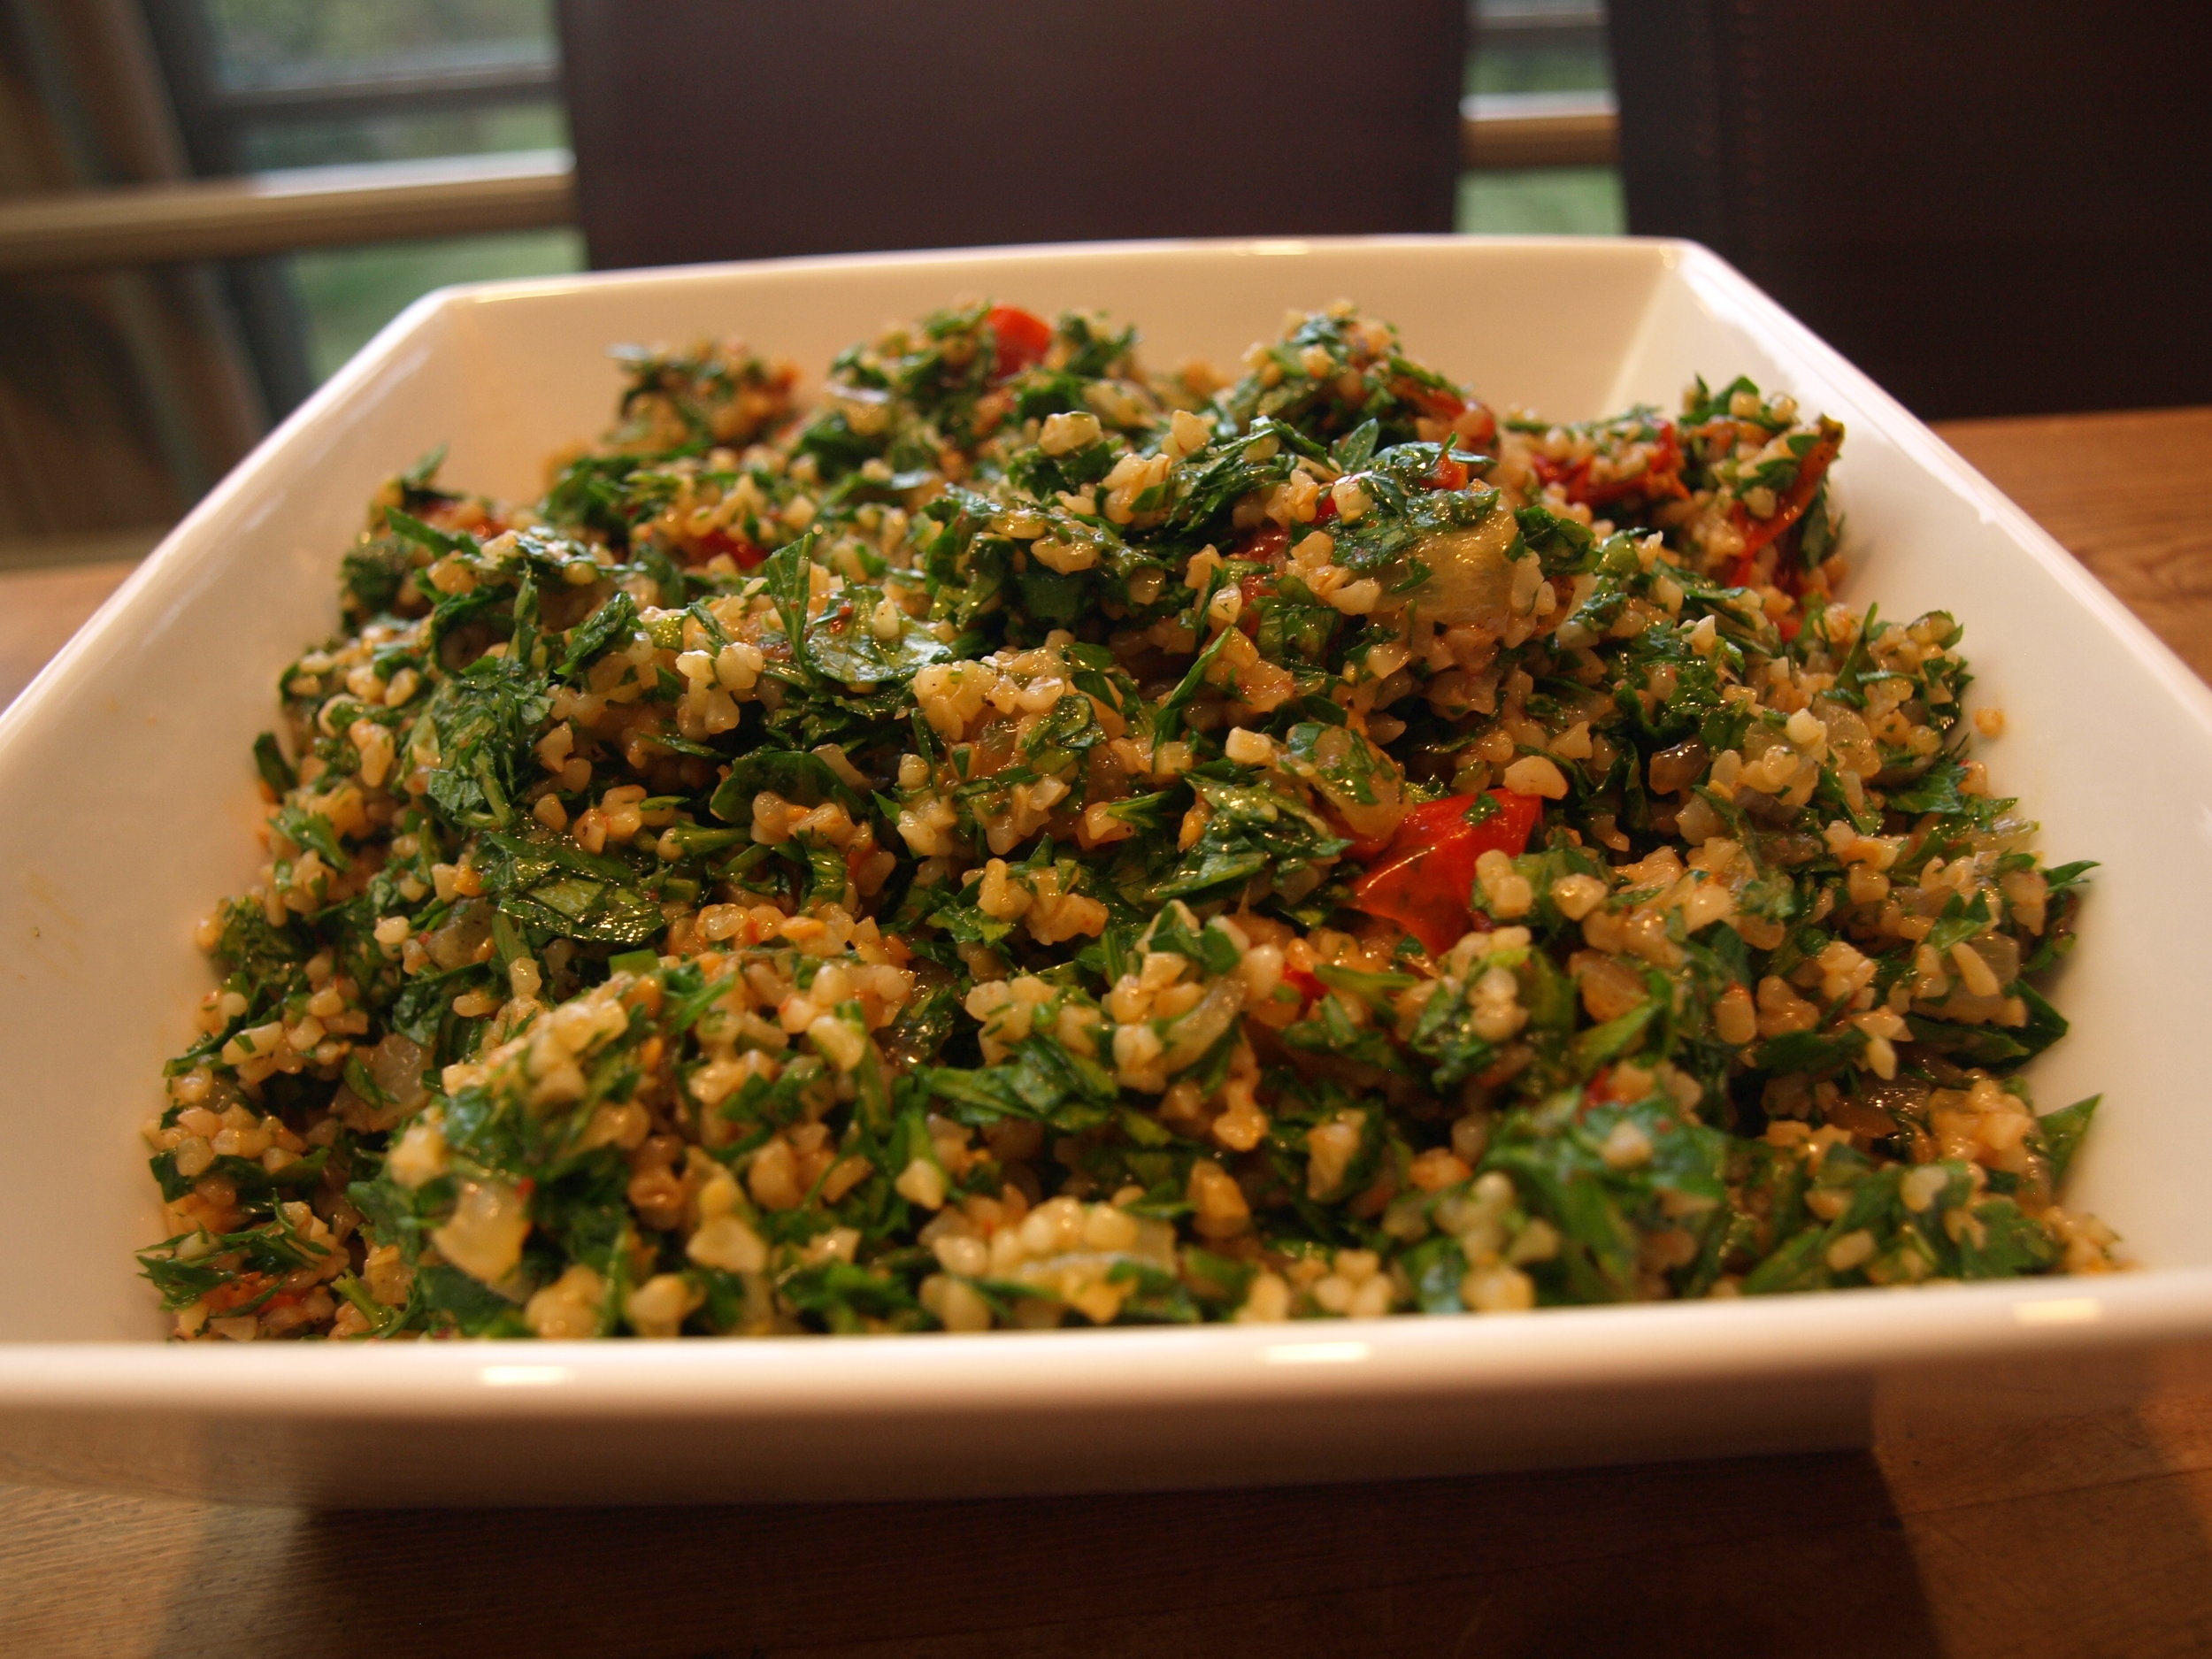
2;1271;2206;1418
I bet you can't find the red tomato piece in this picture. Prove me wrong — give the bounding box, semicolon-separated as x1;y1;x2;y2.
1426;451;1471;491
1577;421;1692;507
1236;569;1277;637
1231;525;1292;635
1724;421;1842;588
687;526;766;569
1348;790;1544;954
1534;421;1689;511
1452;791;1543;857
1456;400;1500;449
202;1273;272;1315
1738;424;1840;558
1338;821;1396;862
843;842;885;890
987;305;1052;380
1390;375;1466;423
419;502;504;538
1530;452;1578;491
1235;525;1291;564
1578;1068;1615;1114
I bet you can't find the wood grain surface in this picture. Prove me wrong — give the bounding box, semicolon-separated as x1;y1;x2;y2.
0;558;138;709
4;409;2209;1658
1939;406;2212;679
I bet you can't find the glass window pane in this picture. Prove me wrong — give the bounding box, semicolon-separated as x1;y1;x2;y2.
1466;0;1610;94
1457;167;1624;235
235;101;567;171
183;4;578;392
288;228;586;383
202;0;556;88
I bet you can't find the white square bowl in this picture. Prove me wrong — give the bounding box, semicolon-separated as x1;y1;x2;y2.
3;237;2208;1507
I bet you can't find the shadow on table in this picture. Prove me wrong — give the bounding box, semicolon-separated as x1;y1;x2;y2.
165;1450;1947;1658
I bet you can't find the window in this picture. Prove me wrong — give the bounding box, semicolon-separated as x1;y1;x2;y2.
141;0;583;407
1459;0;1622;235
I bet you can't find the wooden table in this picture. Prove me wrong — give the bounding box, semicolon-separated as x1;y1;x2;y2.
4;408;2210;1659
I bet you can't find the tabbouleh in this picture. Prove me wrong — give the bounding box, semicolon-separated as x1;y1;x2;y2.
137;299;2117;1341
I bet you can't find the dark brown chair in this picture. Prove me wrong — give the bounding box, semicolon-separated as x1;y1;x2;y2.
1607;0;2212;419
557;0;1464;270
